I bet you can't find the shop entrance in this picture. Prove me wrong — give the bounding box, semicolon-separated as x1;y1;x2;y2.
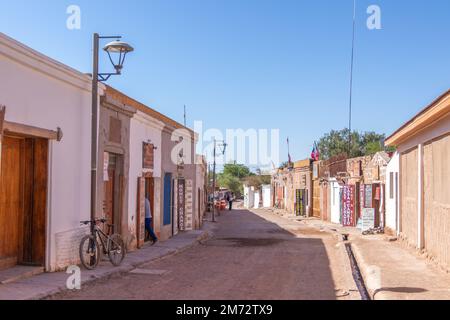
144;176;155;242
0;135;48;270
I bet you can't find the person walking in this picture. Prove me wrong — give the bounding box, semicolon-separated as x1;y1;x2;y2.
145;197;158;244
226;192;234;211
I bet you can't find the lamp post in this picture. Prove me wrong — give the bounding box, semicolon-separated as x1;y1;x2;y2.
90;34;134;225
211;139;227;222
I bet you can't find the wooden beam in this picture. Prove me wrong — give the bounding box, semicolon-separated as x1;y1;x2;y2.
3;121;63;141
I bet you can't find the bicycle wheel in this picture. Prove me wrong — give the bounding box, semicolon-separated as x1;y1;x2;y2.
108;234;126;266
79;235;100;270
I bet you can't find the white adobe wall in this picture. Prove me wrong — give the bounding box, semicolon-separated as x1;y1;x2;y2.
262;185;271;208
329;179;342;224
385;152;400;234
128;111;163;243
0;32;98;271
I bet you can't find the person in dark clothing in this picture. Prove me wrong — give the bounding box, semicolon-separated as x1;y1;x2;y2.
145;198;158;244
226;192;234;211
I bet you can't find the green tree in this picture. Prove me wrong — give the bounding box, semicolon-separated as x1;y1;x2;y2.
316;129;392;160
216;163;255;197
317;129;361;159
222;163;253;179
217;173;243;196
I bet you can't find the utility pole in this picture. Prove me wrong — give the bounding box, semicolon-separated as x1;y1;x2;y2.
90;33;100;229
212;140;217;222
211;139;227;223
348;0;356;157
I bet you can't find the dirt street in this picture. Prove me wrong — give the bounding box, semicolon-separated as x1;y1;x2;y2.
50;209;360;300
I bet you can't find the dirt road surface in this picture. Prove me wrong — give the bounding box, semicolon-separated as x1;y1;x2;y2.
50;209;360;300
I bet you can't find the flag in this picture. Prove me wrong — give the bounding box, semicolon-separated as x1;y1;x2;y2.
314;142;320;161
311;142;320;161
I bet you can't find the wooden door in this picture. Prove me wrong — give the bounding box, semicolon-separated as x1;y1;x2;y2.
103;153;119;234
103;168;115;233
312;180;321;218
0;136;47;269
0;136;23;269
136;177;146;248
145;177;155;229
21;138;48;266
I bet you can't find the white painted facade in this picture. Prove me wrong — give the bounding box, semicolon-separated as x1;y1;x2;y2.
254;192;260;209
329;179;342;224
0;32;102;271
128;110;164;244
195;155;207;229
244;185;255;209
385;152;400;234
262;185;271;208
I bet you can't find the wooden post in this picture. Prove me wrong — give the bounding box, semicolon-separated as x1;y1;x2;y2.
136;177;146;249
0;105;6;175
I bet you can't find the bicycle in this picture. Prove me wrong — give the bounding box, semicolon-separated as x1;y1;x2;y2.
79;218;126;270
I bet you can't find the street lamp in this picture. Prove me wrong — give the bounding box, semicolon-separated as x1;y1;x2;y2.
90;34;134;224
211;139;227;223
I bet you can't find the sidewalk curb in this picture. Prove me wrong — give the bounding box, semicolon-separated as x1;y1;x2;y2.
349;241;400;300
33;230;211;300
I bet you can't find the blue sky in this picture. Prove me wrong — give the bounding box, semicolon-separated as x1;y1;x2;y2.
1;0;449;167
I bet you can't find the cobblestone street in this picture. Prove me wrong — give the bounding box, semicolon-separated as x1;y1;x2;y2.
51;209;360;300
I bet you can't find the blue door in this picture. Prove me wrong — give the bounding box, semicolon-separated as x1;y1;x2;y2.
163;173;172;225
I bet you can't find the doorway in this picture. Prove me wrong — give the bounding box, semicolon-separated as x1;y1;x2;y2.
103;152;123;235
0;135;48;270
144;176;155;242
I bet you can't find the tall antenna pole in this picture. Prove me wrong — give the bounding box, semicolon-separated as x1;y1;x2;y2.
348;0;356;156
287;137;291;164
184;105;187;127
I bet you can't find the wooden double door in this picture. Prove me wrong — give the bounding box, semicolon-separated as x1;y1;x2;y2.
0;135;48;270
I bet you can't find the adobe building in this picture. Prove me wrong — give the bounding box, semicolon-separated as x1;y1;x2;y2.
97;89;136;249
292;159;313;217
386;89;450;271
103;86;198;244
0;32;99;271
195;155;208;229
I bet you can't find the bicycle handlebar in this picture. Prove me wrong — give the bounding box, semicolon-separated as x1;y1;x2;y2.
80;218;108;225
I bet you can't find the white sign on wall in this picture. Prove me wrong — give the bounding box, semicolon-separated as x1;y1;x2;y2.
361;208;375;232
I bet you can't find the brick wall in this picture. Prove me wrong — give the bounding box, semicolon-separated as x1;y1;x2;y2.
55;226;90;271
